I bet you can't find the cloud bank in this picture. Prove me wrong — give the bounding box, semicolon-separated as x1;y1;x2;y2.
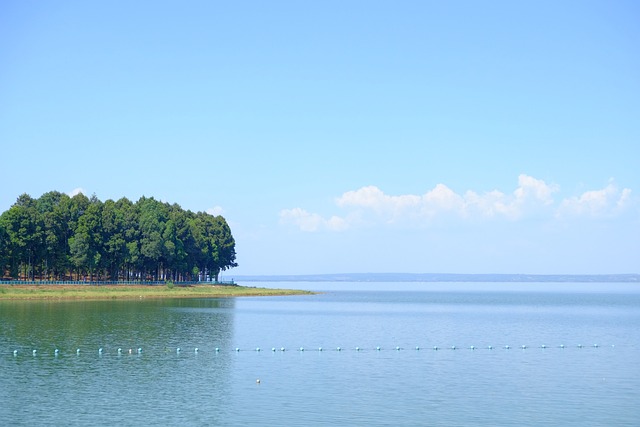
280;175;633;232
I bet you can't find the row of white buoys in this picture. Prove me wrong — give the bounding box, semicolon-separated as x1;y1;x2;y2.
9;343;612;356
225;344;608;352
11;347;144;356
211;344;611;352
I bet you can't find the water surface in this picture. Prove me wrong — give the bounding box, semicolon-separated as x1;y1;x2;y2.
1;282;638;425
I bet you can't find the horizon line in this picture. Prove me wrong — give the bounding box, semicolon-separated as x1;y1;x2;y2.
230;272;640;283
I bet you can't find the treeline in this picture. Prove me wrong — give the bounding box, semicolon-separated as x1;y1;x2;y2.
0;191;237;282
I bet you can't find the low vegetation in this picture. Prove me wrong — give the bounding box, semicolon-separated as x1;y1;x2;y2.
0;284;313;300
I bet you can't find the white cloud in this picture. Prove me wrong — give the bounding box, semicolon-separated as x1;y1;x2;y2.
337;185;422;222
422;184;466;217
336;174;557;221
470;174;559;220
206;206;225;216
463;189;512;218
557;181;632;218
280;176;634;232
279;208;349;232
514;174;557;205
67;187;86;197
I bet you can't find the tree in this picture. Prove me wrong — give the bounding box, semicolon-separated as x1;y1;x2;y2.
116;197;141;280
197;213;238;281
69;196;103;280
1;195;43;279
37;191;71;279
101;199;128;280
137;197;167;280
0;217;9;278
0;191;237;281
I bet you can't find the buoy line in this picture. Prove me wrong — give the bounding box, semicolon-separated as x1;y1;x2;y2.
7;343;615;357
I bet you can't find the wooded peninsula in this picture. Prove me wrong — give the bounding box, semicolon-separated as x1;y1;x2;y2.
0;191;237;282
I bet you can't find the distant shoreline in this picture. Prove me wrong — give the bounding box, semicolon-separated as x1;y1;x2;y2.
232;273;640;283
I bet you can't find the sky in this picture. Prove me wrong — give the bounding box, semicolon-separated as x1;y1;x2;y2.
1;1;639;276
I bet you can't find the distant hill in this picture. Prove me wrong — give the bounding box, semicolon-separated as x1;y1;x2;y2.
232;273;640;283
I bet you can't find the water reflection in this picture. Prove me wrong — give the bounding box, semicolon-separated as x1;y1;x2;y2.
0;298;238;425
0;298;236;355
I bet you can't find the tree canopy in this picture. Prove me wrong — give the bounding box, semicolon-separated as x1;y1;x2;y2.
0;192;237;281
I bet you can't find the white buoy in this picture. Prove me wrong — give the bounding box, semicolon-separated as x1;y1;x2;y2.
521;345;526;349
235;348;240;352
177;347;181;353
280;347;285;352
215;348;219;352
488;346;493;350
195;348;199;353
272;348;276;352
77;349;81;355
256;379;261;384
560;344;565;349
337;347;342;351
433;346;438;350
118;348;122;354
376;346;381;351
299;347;304;352
356;347;360;351
593;344;598;348
54;349;59;356
578;344;583;348
541;345;547;349
99;348;103;354
318;347;323;351
504;345;510;350
396;346;401;351
13;350;17;356
129;349;132;354
470;346;475;350
256;347;261;352
416;346;420;350
451;346;456;350
138;348;142;354
33;349;37;356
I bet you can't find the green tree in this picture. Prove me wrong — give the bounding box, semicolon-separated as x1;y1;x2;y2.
137;197;167;280
197;213;238;281
1;194;43;279
69;195;103;280
37;191;71;279
0;191;237;282
115;197;141;280
102;199;128;280
0;216;9;277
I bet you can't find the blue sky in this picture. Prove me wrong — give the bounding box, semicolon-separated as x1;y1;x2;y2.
1;1;638;275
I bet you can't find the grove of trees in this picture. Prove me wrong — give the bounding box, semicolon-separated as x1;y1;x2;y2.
0;191;237;282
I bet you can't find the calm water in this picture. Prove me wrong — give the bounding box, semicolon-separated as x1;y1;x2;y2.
1;282;639;426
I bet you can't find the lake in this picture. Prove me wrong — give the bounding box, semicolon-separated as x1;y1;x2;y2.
1;282;639;426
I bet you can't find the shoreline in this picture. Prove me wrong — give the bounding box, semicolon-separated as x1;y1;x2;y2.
0;284;314;301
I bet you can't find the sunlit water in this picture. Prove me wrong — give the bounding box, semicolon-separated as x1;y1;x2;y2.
1;282;639;426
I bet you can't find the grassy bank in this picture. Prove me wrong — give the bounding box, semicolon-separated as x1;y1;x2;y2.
0;284;314;300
